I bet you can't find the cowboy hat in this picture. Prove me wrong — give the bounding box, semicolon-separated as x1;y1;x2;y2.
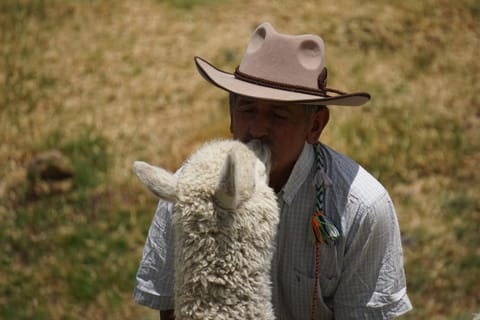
194;22;370;106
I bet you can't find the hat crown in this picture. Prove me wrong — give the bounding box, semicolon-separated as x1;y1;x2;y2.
239;23;326;90
193;22;371;106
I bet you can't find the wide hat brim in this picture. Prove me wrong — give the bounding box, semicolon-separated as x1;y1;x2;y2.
194;56;371;106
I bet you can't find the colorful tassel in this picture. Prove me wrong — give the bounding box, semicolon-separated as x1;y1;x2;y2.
309;211;340;246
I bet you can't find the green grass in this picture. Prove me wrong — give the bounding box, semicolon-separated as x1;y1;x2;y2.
45;127;110;190
0;0;479;319
0;123;155;318
160;0;228;9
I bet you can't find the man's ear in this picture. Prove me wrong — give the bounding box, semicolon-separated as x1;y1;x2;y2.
306;108;329;144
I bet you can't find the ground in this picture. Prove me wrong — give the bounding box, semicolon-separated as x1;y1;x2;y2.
0;0;479;319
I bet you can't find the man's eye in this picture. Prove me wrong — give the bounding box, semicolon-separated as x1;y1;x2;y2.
273;112;288;119
237;107;255;113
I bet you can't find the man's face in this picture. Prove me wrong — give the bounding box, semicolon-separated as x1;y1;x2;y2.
230;95;327;191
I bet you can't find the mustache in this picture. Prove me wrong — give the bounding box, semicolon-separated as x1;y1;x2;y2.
243;135;273;147
245;139;272;174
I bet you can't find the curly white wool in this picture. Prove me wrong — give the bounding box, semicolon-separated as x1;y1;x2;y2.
133;139;279;320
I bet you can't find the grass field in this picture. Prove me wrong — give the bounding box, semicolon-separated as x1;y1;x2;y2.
1;0;479;319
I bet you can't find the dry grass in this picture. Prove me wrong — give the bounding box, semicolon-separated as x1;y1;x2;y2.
1;0;479;319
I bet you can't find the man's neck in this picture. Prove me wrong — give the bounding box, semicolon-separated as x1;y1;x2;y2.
269;143;315;196
269;163;295;194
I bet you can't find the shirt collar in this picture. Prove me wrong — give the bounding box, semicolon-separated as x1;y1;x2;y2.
278;142;315;205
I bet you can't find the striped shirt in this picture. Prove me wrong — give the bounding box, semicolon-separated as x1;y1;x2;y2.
134;143;412;319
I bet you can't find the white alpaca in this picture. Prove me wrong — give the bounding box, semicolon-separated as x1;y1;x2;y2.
133;139;279;320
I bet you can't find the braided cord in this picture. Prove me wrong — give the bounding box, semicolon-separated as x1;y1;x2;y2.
309;142;340;320
310;143;340;246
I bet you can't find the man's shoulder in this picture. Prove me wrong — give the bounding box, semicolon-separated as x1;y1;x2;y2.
351;166;389;207
322;144;388;205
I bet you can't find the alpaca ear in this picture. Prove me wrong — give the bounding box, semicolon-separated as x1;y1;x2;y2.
215;148;254;210
132;161;178;203
215;150;240;210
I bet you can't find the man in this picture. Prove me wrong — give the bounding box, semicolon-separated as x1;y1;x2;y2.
134;22;412;319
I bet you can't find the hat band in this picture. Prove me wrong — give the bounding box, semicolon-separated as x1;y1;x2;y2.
234;67;346;98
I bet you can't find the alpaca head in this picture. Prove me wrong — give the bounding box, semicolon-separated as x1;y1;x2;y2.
132;139;271;210
133;139;278;320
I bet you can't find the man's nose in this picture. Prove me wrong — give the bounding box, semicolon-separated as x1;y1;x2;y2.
249;112;272;138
